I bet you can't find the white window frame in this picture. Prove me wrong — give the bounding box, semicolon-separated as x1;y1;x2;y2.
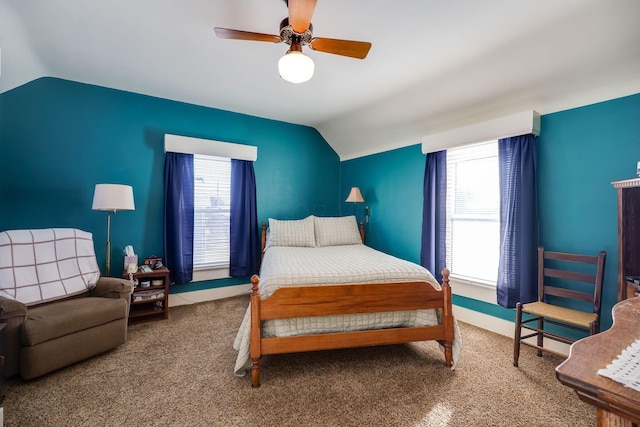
445;141;500;303
164;134;257;281
421;112;540;305
193;155;231;270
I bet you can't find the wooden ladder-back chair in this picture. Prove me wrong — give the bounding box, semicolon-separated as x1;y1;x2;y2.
513;246;606;367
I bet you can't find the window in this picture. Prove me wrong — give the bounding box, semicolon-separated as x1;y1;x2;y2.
445;141;499;284
193;155;231;269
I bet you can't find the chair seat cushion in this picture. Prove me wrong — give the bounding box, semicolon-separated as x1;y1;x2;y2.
522;301;597;328
21;297;127;346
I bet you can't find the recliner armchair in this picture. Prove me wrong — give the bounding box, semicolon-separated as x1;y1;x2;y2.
0;228;133;380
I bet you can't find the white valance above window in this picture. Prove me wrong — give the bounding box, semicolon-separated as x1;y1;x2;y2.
421;110;541;154
164;134;257;161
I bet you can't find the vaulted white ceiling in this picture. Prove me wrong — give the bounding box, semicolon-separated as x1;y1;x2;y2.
1;0;639;160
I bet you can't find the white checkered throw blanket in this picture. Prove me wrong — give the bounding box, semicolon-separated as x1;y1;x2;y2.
0;228;100;306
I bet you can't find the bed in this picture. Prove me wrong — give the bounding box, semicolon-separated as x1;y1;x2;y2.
233;215;461;387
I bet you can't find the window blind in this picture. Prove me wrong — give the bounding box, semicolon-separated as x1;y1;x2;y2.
193;155;231;268
445;141;499;283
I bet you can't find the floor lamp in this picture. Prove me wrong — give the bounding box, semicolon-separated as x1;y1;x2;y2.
92;184;135;276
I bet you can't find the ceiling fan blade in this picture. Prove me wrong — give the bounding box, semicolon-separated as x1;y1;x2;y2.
309;37;372;59
288;0;317;33
214;27;281;43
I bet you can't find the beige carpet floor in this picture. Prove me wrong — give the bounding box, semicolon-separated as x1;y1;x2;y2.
1;295;594;426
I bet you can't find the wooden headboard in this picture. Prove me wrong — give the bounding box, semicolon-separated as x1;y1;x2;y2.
260;220;365;256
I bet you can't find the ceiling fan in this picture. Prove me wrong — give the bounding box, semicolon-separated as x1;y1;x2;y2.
214;0;372;83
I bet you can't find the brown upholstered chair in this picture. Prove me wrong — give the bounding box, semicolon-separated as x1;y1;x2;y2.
0;228;133;380
513;246;606;367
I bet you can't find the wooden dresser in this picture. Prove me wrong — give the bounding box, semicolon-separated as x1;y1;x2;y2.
612;178;640;301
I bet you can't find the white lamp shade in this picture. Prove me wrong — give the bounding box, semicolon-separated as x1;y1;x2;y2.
278;51;314;83
345;187;365;203
92;184;135;211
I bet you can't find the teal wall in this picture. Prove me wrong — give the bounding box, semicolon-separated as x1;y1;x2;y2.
538;93;640;329
341;92;640;330
340;144;425;264
0;77;340;277
2;76;639;329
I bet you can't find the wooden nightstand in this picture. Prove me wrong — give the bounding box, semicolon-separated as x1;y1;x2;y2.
123;268;170;324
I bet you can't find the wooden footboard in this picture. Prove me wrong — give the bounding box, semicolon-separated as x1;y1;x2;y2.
249;269;454;388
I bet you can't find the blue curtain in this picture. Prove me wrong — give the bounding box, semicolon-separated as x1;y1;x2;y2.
496;134;539;308
163;152;194;284
229;159;260;276
420;150;447;283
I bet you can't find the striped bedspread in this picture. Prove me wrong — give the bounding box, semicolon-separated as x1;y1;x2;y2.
233;244;462;376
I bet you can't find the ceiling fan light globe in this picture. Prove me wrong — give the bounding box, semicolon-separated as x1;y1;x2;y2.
278;51;314;83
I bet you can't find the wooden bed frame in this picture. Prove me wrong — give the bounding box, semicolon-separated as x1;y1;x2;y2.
248;221;454;387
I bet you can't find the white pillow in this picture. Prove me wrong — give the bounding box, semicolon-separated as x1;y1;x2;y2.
314;216;362;247
265;216;316;248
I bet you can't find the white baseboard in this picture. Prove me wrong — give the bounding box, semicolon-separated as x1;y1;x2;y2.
168;283;570;357
168;283;251;307
452;305;570;356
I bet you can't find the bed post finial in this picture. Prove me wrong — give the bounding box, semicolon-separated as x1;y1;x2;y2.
441;268;450;287
359;221;365;243
251;274;260;296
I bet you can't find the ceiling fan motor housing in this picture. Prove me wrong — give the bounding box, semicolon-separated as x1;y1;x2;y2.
279;18;313;46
